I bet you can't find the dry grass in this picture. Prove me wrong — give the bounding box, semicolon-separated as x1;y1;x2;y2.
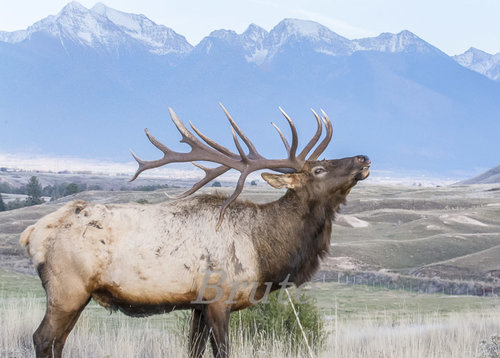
325;310;500;358
1;292;499;358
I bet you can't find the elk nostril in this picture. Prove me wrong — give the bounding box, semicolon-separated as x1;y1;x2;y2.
357;155;370;164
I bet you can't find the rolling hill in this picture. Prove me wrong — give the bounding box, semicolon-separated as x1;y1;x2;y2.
458;164;500;184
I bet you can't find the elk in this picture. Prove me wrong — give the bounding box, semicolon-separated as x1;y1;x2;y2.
20;104;370;358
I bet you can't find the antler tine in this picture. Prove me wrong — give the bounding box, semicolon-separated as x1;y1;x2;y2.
144;128;171;154
189;121;239;159
168;108;199;145
219;103;262;159
129;150;147;182
278;107;298;161
171;164;230;200
167;108;246;170
297;109;323;161
308;110;333;160
216;172;249;231
231;128;249;163
271;122;291;154
129;128;176;182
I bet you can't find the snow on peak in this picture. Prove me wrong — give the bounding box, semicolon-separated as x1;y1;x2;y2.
454;47;491;67
91;2;192;54
208;29;239;41
245;24;267;34
271;18;349;44
277;18;323;36
0;1;192;55
266;18;352;57
352;30;438;54
60;1;88;14
92;2;150;34
453;47;500;81
243;24;268;42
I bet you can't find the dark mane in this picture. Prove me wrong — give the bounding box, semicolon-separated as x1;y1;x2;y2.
251;187;350;287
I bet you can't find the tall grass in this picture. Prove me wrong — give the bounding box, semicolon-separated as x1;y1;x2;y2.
325;310;500;358
1;293;499;357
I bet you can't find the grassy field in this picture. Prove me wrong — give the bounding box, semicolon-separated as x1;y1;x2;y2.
1;269;499;357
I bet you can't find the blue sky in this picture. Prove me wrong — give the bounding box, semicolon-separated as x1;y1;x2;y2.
0;0;498;55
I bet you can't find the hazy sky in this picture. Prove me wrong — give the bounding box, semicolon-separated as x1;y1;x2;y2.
0;0;498;55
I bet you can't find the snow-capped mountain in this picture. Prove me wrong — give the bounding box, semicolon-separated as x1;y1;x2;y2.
352;30;442;54
453;47;500;81
194;19;439;65
0;2;447;63
1;2;499;175
0;1;192;55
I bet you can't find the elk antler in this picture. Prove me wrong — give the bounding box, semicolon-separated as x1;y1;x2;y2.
130;104;333;230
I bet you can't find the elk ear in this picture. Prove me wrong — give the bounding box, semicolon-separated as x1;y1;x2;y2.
261;172;304;189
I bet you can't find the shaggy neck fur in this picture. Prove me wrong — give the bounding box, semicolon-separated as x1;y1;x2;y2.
252;185;350;287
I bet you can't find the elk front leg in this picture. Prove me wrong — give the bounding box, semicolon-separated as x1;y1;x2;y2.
189;308;209;358
33;298;89;358
203;303;231;358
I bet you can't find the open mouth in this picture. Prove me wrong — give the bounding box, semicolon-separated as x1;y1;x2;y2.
355;164;371;180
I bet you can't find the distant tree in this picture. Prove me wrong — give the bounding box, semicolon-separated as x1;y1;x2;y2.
64;183;79;196
0;193;5;211
26;176;43;206
212;181;222;187
7;198;24;210
0;182;13;193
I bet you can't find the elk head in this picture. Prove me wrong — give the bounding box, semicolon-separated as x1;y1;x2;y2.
261;155;370;204
130;104;370;229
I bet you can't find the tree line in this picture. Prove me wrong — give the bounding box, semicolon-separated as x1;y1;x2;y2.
0;176;97;212
0;176;177;212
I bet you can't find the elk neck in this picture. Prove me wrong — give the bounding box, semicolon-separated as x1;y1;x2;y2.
252;187;348;287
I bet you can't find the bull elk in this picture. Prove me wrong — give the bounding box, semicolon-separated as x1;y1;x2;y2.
20;104;370;358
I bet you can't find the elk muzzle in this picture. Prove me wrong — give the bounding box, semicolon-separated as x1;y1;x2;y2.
354;155;371;181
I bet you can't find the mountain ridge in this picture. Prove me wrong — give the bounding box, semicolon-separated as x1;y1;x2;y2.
0;2;495;79
0;3;448;60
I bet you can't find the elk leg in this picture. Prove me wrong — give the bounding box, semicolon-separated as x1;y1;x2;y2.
189;308;209;358
203;304;230;358
33;296;90;358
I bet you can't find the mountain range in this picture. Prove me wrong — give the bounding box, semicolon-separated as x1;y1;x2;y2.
1;2;499;176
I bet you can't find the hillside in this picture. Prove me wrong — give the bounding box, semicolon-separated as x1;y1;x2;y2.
458;164;500;184
1;182;499;288
326;183;500;286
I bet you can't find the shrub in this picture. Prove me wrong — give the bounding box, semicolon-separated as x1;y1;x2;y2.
174;290;327;354
230;290;326;353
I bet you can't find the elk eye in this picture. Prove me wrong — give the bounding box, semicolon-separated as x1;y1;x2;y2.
314;167;326;175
